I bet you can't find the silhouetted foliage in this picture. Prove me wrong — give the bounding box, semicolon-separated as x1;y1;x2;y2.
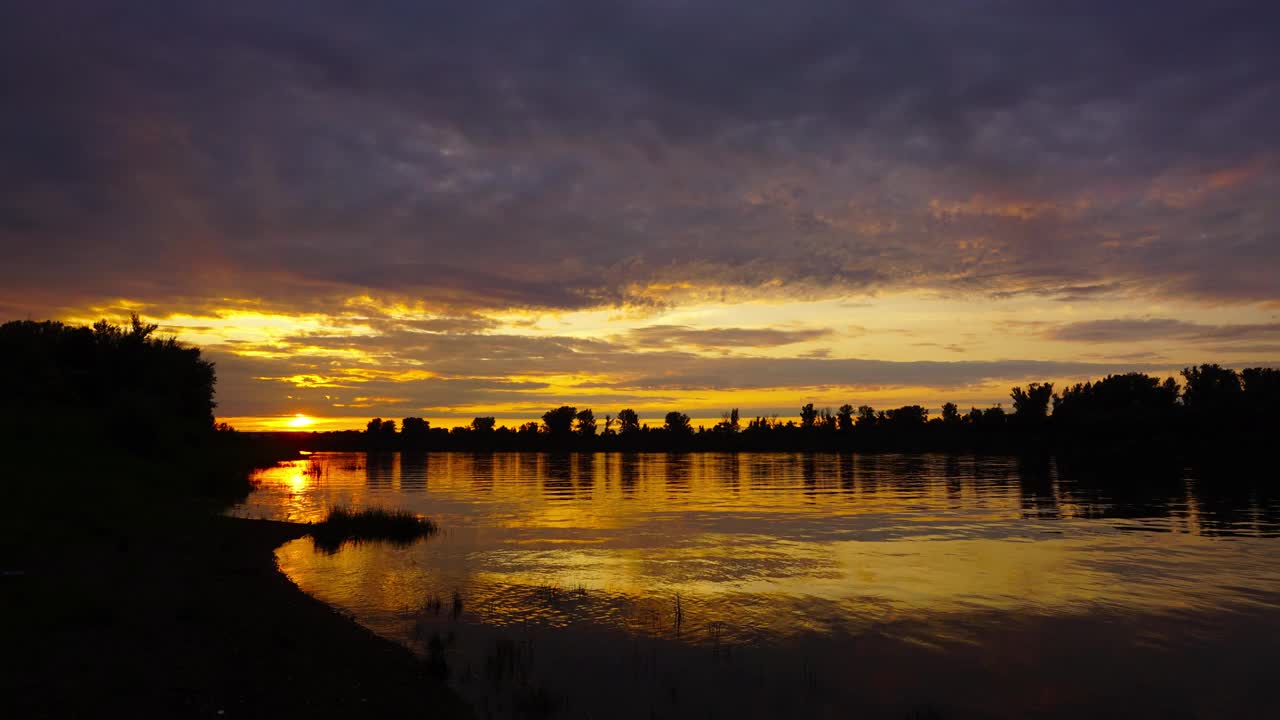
0;316;293;499
974;405;1006;429
541;406;577;437
799;403;819;429
365;417;398;450
574;408;597;437
714;408;741;434
1011;383;1054;424
617;408;641;434
884;405;928;427
1053;373;1179;427
401;417;430;449
837;404;855;432
1;316;215;452
664;411;693;435
941;402;960;425
1241;367;1280;421
1182;364;1243;417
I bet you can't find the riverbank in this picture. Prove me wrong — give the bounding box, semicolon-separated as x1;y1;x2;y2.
3;512;471;718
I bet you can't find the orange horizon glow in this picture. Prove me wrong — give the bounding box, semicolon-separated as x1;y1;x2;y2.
55;291;1280;432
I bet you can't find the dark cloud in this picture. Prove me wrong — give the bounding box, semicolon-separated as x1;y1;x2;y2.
1047;318;1280;344
623;325;831;350
2;1;1279;314
605;357;1171;393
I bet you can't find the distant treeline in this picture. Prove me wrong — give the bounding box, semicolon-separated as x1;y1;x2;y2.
0;318;289;499
272;365;1278;461
6;317;1273;468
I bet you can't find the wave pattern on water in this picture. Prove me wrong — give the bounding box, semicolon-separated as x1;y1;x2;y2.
234;452;1280;718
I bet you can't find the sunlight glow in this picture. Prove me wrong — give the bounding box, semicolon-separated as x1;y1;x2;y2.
61;292;1279;429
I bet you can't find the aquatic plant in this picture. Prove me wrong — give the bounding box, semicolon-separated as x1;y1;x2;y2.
310;505;437;553
451;590;464;620
304;457;325;479
424;594;443;616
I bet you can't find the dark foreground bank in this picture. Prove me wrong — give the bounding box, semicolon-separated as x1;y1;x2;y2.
3;513;470;719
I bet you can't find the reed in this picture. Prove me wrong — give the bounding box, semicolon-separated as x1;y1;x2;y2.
310;505;437;553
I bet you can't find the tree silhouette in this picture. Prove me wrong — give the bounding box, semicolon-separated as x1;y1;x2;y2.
574;408;597;437
1241;367;1280;396
366;417;397;436
541;406;578;437
799;403;818;429
617;408;641;434
1;316;216;456
664;411;692;434
885;405;928;427
471;416;496;433
1182;364;1242;416
1241;367;1280;419
401;417;430;449
715;408;741;433
1053;373;1178;427
837;404;854;432
365;418;397;450
941;402;960;424
401;417;429;435
1011;383;1054;424
980;405;1006;428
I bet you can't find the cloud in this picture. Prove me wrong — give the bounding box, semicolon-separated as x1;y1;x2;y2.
1046;318;1280;344
602;357;1168;393
203;321;1184;418
2;0;1278;317
622;325;831;350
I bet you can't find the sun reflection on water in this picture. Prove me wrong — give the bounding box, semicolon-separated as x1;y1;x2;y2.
234;452;1280;717
240;453;1280;627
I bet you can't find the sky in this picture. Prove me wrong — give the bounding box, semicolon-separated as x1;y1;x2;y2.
2;1;1278;430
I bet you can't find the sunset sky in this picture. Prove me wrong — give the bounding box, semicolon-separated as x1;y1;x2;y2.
3;1;1278;430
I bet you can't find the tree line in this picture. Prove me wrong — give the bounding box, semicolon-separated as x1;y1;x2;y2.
0;317;288;499
8;316;1269;465
294;365;1278;459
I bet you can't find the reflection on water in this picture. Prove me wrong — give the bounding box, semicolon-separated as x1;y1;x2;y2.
235;453;1280;718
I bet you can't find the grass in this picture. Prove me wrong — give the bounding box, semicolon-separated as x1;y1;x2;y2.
310;505;438;553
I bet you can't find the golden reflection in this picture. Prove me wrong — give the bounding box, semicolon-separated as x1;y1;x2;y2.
237;452;1280;646
241;458;322;520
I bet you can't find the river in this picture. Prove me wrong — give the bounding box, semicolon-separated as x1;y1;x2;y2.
233;452;1280;718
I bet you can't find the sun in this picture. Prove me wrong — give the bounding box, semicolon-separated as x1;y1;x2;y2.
286;413;316;428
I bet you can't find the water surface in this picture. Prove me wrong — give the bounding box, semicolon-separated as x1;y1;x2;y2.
234;452;1280;718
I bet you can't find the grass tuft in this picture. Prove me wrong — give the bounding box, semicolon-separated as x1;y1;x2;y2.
310;506;438;553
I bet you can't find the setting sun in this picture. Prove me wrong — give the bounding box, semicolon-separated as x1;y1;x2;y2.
286;413;316;428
